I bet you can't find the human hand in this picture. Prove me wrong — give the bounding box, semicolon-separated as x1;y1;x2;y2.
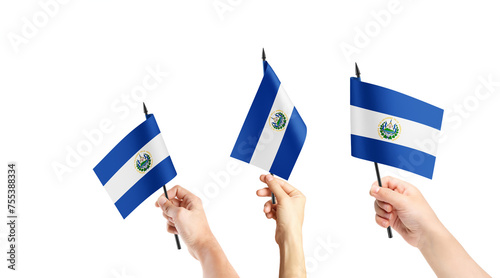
155;185;216;260
257;174;307;277
370;177;492;278
369;176;443;248
256;174;306;245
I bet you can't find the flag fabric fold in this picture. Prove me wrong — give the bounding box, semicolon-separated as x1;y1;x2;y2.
93;114;176;218
231;61;307;180
350;77;444;179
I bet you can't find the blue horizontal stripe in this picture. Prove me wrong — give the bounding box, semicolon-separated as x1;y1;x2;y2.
270;108;307;180
114;156;177;219
350;77;443;130
351;135;436;179
231;61;281;162
94;114;160;185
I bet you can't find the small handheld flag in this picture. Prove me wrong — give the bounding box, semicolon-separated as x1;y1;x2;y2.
231;51;307;183
94;104;181;249
93;113;177;219
351;64;443;238
350;70;444;179
93;105;181;249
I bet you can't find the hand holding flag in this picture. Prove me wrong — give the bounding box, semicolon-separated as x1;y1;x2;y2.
351;63;444;238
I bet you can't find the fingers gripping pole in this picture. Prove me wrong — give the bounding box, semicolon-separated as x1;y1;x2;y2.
163;186;182;249
374;163;393;238
270;173;276;205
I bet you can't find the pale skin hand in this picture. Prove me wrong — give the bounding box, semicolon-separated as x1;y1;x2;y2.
155;185;239;278
256;174;307;278
370;176;491;278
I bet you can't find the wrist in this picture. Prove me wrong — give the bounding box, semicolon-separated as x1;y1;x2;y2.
278;231;306;277
277;228;302;246
416;220;490;277
278;233;303;255
193;233;219;261
417;219;449;252
276;221;303;245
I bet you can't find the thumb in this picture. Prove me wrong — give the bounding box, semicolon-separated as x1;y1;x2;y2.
158;195;181;219
370;185;406;209
265;174;288;201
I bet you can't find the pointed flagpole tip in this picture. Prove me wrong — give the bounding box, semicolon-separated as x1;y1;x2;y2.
355;63;360;78
262;48;266;61
143;102;148;115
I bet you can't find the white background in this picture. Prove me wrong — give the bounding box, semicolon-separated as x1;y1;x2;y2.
1;0;500;277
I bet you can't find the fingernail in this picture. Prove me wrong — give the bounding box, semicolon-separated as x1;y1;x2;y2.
158;196;167;207
374;186;380;194
266;174;274;182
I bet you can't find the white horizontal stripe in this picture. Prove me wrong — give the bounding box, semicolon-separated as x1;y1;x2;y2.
250;85;295;171
351;106;438;156
104;134;170;202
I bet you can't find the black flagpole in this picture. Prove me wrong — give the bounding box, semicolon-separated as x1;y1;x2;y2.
144;102;182;249
355;63;393;239
263;49;277;205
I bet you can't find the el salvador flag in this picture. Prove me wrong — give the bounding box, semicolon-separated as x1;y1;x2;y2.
350;77;444;179
231;61;307;180
93;114;177;218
